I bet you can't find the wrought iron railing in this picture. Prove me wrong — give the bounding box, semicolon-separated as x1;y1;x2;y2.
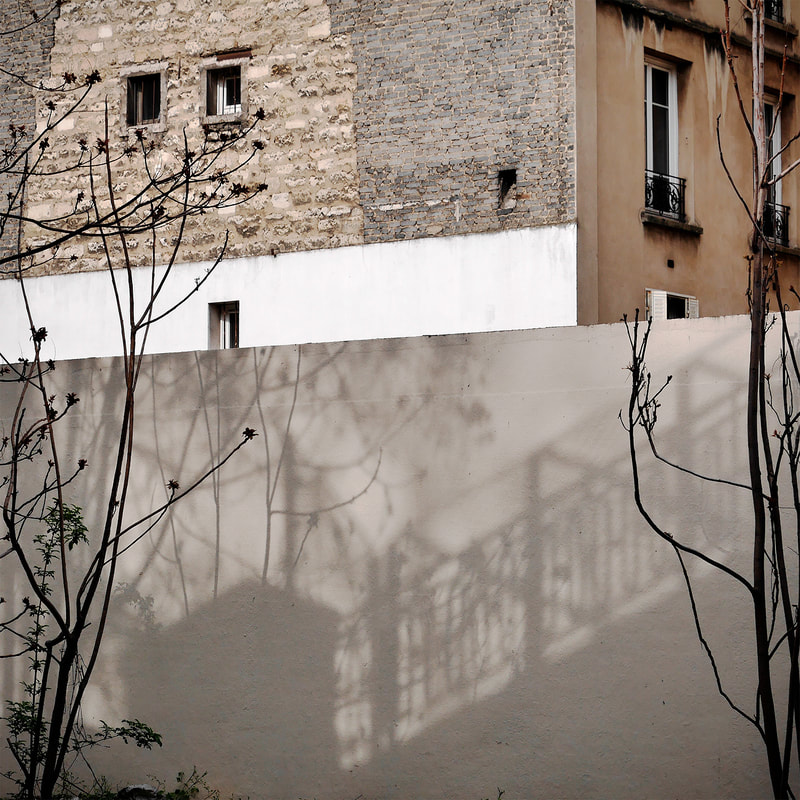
766;0;784;23
645;170;686;221
763;201;790;246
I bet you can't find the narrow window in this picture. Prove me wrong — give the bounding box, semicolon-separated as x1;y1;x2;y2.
209;301;240;349
760;99;791;246
207;66;242;116
644;60;684;220
126;73;161;126
498;168;517;211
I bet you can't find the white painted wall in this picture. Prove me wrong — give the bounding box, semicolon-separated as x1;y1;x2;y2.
0;224;577;360
0;314;774;798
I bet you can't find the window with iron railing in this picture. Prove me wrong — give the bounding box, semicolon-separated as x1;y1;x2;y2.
763;100;790;246
766;0;784;23
645;170;686;221
764;202;790;246
644;60;686;222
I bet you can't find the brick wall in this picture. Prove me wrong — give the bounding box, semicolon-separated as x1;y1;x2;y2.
330;0;576;243
0;0;58;265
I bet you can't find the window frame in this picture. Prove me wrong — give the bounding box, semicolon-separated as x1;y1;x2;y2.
765;97;783;206
201;53;250;125
120;62;168;133
646;288;699;320
644;57;679;179
209;301;240;350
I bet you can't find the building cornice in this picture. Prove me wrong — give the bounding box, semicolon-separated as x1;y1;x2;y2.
599;0;800;65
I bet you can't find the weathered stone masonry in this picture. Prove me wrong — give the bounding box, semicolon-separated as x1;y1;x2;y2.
3;0;577;275
0;0;57;262
330;0;576;244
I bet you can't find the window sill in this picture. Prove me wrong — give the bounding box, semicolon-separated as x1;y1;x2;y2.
745;14;798;38
123;121;167;136
774;242;800;257
641;210;703;235
202;113;246;126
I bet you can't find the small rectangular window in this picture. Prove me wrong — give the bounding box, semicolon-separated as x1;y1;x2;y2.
646;289;699;320
127;73;161;127
209;301;240;349
207;66;242;116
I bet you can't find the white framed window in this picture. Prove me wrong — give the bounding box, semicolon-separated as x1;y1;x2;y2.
121;63;168;131
201;52;250;123
208;66;241;116
645;59;679;178
646;289;699;320
765;99;782;205
209;301;239;349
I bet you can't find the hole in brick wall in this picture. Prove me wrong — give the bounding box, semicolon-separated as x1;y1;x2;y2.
498;168;517;211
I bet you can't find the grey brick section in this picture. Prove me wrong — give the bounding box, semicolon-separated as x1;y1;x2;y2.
329;0;576;243
0;0;57;264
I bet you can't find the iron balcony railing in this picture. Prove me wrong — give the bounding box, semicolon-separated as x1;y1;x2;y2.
645;170;686;222
764;201;790;246
766;0;784;23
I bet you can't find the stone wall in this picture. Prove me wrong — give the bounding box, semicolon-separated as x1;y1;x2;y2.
0;0;58;264
330;0;576;243
2;0;577;277
21;0;363;275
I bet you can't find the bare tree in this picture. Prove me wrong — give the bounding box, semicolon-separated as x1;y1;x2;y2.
625;2;800;797
0;6;266;797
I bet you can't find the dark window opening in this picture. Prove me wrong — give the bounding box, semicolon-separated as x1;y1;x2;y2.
207;66;242;116
498;168;517;211
766;0;784;23
666;294;686;319
127;73;161;126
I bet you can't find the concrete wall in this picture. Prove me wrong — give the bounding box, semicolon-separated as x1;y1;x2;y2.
0;224;578;360
0;314;775;798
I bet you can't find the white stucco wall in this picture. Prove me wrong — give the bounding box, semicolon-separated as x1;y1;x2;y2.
0;313;777;798
0;224;576;360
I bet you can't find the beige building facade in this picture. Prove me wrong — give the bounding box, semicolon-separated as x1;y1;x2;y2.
580;0;800;323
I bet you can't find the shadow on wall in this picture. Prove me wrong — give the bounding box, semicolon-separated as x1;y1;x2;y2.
120;580;340;793
4;319;769;799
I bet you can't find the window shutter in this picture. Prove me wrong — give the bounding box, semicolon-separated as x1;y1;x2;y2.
646;289;668;320
687;297;699;318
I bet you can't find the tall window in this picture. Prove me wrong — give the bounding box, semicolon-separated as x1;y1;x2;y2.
645;61;678;178
644;60;685;219
207;66;242;116
763;100;789;245
126;73;161;127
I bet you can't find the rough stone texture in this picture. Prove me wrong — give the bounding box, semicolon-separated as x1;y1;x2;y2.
0;0;58;263
329;0;576;243
19;0;363;275
2;0;578;276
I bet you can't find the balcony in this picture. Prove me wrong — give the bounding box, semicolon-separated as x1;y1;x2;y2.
645;170;686;222
763;201;790;246
766;0;784;23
